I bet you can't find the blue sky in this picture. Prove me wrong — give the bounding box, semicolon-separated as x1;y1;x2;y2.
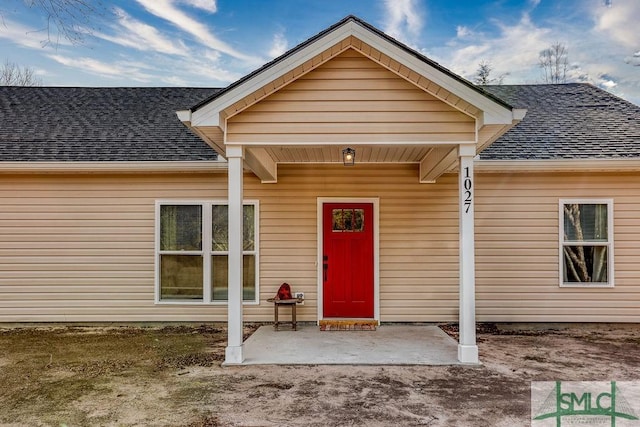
1;0;639;104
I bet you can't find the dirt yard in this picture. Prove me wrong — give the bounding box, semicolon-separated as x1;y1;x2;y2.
0;323;638;427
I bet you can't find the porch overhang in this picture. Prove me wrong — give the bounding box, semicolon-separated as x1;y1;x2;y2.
179;120;524;186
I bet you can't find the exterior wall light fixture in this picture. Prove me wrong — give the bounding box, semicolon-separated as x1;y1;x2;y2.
342;147;355;166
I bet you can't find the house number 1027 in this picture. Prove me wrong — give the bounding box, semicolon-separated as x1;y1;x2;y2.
463;166;472;214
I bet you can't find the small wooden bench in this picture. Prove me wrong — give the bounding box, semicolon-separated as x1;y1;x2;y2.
267;298;303;330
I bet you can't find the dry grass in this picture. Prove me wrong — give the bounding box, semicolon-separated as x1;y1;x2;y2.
0;324;241;426
0;323;638;426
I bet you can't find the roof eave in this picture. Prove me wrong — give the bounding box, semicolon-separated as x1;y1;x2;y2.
0;161;227;174
176;109;192;126
476;158;640;173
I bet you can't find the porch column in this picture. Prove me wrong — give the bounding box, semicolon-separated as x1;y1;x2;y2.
458;144;479;363
225;145;244;365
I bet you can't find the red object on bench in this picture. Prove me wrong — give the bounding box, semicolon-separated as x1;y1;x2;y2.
268;283;299;330
276;283;292;300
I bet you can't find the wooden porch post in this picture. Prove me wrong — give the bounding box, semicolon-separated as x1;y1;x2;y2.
225;145;245;365
458;144;479;363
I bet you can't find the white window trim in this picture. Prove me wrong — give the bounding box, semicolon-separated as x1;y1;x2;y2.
559;198;614;288
155;199;260;305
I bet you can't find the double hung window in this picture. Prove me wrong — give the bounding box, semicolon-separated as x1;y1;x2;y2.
156;200;258;303
559;199;613;287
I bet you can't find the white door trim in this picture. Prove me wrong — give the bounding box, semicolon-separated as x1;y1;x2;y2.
317;197;380;322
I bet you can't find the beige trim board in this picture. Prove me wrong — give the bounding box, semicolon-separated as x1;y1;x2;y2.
0;161;227;174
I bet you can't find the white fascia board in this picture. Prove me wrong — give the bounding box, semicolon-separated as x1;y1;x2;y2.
512;108;527;121
176;109;192;125
226;140;477;147
191;22;359;127
481;108;527;126
482;110;517;125
0;161;227;174
475;158;640;173
349;24;515;124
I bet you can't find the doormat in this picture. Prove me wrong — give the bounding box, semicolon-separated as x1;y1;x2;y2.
319;320;378;331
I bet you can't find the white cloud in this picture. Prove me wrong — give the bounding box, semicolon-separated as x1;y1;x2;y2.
566;62;619;90
382;0;423;44
600;78;617;89
268;32;288;58
429;2;639;104
594;0;640;50
135;0;261;64
0;18;72;49
178;56;242;83
47;54;154;82
51;55;230;87
162;75;189;86
201;50;222;63
441;13;552;83
180;0;217;13
34;68;48;77
124;49;242;85
577;1;640;102
626;52;640;66
456;26;472;39
123;49;242;85
94;8;188;56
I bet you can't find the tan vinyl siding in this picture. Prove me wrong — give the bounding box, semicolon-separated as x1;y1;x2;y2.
475;172;640;322
0;173;228;322
1;168;640;323
0;166;460;322
226;50;475;144
259;165;460;322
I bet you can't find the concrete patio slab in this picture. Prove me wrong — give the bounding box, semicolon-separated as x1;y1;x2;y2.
238;324;462;365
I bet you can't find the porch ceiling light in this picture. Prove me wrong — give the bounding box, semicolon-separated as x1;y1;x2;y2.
342;147;356;166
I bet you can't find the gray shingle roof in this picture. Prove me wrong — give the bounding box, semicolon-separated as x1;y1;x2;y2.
0;83;638;163
480;83;640;160
0;86;220;161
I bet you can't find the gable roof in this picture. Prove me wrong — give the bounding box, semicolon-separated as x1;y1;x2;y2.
190;15;512;114
481;84;640;160
0;86;219;162
180;15;523;183
183;16;522;131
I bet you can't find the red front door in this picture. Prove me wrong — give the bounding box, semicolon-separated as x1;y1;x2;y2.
323;203;374;318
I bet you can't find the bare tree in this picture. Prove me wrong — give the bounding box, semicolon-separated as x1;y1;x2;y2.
539;42;569;83
474;61;492;85
3;0;107;45
473;60;506;85
0;60;43;86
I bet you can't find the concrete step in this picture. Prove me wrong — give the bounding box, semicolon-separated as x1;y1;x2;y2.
319;319;378;331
